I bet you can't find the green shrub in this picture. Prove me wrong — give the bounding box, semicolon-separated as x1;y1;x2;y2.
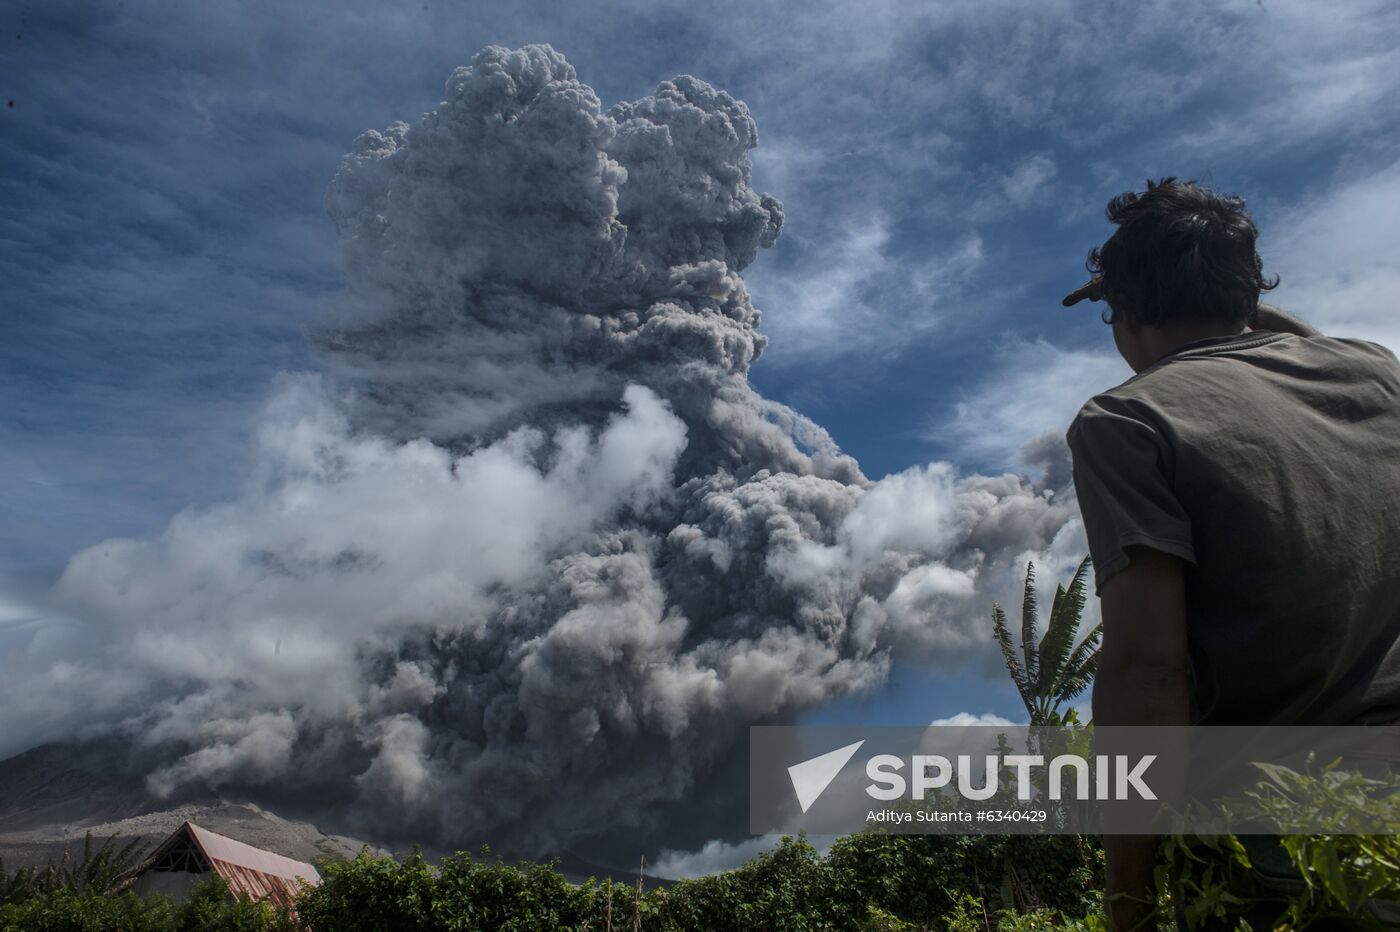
651;835;855;930
1160;763;1400;930
431;851;600;930
0;889;176;932
0;833;148;906
0;874;297;932
296;847;436;931
180;875;300;932
5;806;1396;930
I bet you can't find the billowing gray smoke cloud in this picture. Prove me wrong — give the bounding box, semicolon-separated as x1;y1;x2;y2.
2;45;1083;856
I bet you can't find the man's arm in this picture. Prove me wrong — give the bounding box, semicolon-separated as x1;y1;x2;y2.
1092;546;1190;930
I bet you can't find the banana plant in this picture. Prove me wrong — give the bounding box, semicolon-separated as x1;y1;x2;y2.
991;555;1099;726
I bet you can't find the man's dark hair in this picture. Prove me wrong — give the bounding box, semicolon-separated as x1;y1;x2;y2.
1087;178;1278;327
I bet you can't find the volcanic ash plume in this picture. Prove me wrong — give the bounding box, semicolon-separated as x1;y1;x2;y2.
5;45;1081;855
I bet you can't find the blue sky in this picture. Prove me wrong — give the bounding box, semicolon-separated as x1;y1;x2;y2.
4;0;1400;737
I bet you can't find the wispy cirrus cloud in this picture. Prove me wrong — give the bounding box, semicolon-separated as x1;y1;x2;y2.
998;153;1058;208
1264;159;1400;354
930;338;1130;475
748;215;985;364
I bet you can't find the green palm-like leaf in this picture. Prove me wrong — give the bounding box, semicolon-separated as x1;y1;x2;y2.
988;554;1096;726
1035;556;1091;699
992;602;1031;710
1020;561;1039;690
1058;651;1100;703
1056;652;1100;703
1062;618;1102;676
1036;584;1073;698
1056;617;1102;702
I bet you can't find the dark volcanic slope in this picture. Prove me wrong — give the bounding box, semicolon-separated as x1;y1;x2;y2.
0;740;152;836
0;742;673;886
0;741;380;870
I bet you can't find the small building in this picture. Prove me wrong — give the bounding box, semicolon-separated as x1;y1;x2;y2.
129;820;320;910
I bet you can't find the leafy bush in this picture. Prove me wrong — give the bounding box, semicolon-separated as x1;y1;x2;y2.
0;833;147;905
292;833;1102;931
1160;762;1400;930
4;799;1396;930
0;874;297;932
433;849;604;931
0;834;299;932
0;832;1103;930
295;848;436;931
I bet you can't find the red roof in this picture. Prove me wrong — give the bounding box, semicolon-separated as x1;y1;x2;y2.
141;821;321;910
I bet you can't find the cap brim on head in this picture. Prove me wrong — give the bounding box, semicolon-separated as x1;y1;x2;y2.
1061;277;1104;307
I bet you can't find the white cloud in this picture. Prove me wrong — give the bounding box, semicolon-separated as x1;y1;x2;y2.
999;153;1058;207
911;233;986;302
934;338;1130;473
1264;159;1400;354
1172;1;1400;155
751;216;891;359
0;591;41;627
651;834;840;879
651;836;783;879
750;216;985;363
929;711;1017;727
0;377;690;761
731;1;1400;364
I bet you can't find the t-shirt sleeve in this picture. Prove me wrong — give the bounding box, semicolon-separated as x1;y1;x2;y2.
1067;410;1196;593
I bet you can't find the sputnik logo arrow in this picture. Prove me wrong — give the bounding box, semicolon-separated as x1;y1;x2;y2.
787;740;865;813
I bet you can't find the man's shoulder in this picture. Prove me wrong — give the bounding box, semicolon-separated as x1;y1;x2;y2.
1183;330;1400;398
1066;381;1158;439
1169;329;1398;375
1075;331;1389;419
1064;391;1165;461
1295;332;1400;370
1069;330;1400;452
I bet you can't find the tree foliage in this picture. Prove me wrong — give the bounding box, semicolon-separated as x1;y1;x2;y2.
2;832;1102;931
6;807;1399;929
993;557;1100;726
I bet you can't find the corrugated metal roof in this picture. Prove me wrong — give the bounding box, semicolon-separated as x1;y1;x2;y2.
185;822;321;883
139;821;321;910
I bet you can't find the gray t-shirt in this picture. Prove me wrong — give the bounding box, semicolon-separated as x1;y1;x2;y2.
1067;330;1400;725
